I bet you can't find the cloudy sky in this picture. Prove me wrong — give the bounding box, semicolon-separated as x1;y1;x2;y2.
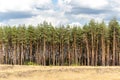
0;0;119;26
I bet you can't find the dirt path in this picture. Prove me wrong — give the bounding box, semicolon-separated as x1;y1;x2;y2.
0;65;120;80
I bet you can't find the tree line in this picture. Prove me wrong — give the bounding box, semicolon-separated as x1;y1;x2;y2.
0;18;120;66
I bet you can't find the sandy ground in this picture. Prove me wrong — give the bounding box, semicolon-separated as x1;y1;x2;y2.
0;65;120;80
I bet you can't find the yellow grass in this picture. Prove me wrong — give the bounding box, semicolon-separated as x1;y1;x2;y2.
0;65;120;80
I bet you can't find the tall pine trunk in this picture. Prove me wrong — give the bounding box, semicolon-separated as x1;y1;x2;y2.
30;42;32;62
91;34;94;66
95;38;98;66
106;41;110;66
101;34;105;66
113;28;115;66
67;37;70;66
43;36;46;66
84;34;90;66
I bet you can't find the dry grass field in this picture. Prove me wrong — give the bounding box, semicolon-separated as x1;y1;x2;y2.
0;65;120;80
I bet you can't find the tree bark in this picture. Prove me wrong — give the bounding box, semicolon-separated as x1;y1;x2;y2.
101;34;105;66
113;28;116;66
84;34;90;66
106;41;110;66
91;33;94;66
43;36;46;66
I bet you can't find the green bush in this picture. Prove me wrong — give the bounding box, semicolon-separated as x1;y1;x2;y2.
71;63;80;66
24;61;37;65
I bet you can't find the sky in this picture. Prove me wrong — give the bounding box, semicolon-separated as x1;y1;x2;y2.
0;0;119;26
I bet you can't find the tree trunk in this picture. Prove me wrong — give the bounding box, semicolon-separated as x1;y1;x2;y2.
5;45;8;64
68;38;70;66
119;52;120;66
13;44;17;65
0;43;3;64
91;33;94;66
52;36;55;66
113;28;115;66
61;39;64;65
72;32;77;65
95;38;98;66
17;43;20;65
30;42;32;62
43;36;46;66
106;41;110;66
84;34;90;66
35;42;39;64
21;43;24;65
2;43;5;64
101;34;105;66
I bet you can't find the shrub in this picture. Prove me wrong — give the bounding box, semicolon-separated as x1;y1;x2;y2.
24;61;37;65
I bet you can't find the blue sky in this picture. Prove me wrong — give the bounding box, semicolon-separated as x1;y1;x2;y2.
0;0;119;26
52;0;58;4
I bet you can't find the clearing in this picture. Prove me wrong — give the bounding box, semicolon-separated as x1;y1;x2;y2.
0;65;120;80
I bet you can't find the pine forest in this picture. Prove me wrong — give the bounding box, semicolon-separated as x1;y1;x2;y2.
0;18;120;66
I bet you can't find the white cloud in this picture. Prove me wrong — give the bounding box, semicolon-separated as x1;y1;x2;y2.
0;22;4;25
71;0;108;9
58;0;108;9
0;0;51;12
109;0;120;12
4;11;69;26
34;0;52;6
0;0;32;12
69;22;82;27
58;0;72;12
6;17;67;26
0;0;120;26
56;0;111;25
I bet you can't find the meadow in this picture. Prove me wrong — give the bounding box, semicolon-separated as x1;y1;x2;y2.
0;65;120;80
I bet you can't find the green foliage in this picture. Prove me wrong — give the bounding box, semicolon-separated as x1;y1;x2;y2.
0;18;120;66
24;61;37;65
71;63;80;66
